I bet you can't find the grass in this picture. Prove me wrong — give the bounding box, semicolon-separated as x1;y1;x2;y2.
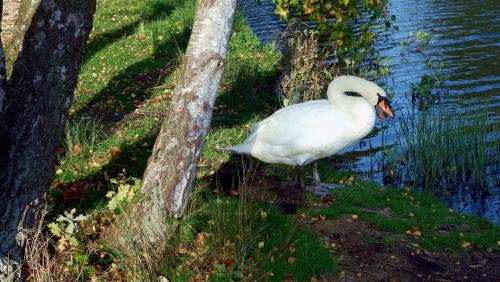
307;181;500;251
37;0;500;280
382;110;499;193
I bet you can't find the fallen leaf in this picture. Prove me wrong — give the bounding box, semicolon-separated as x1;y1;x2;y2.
289;246;296;253
72;144;82;156
351;214;358;219
319;214;326;221
258;241;265;249
409;212;415;217
223;258;235;268
56;146;65;155
108;147;121;158
260;211;267;219
462;241;471;248
287;257;295;264
56;168;63;175
410;226;422;236
194;232;207;247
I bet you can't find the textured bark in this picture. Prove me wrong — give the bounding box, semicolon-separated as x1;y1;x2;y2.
0;1;6;112
1;0;40;74
141;0;237;216
0;0;95;279
108;0;237;252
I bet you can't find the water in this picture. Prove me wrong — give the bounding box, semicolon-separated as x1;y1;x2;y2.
238;0;500;223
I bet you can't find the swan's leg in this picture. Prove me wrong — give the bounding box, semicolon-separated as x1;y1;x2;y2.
305;161;345;196
296;165;305;190
312;161;321;187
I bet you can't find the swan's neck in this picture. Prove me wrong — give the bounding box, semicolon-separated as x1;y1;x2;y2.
327;81;368;114
327;80;376;138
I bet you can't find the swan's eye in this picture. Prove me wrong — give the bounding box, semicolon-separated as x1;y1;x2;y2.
344;91;362;97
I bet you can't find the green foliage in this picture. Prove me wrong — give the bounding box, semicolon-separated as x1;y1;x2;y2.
105;178;141;214
274;0;395;64
48;208;87;251
279;29;336;106
382;111;499;193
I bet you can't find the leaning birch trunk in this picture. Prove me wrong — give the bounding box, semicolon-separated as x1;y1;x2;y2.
109;0;237;251
1;0;40;73
0;0;95;279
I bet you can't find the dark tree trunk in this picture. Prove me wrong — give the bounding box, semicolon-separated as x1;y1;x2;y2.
108;0;237;252
0;0;95;279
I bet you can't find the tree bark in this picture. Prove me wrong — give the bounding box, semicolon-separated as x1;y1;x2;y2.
0;1;6;113
1;0;40;74
108;0;237;252
0;0;95;279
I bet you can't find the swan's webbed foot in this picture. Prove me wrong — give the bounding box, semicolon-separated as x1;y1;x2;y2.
305;183;345;196
306;161;345;196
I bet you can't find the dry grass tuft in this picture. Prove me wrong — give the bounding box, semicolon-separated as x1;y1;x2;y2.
23;210;71;282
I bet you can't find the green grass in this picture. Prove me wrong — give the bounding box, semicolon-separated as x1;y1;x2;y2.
308;183;500;251
382;110;499;193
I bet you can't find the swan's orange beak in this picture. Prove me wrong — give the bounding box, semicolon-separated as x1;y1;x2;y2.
375;96;394;123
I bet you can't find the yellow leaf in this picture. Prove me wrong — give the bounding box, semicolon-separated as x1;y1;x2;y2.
462;241;471;248
344;0;349;6
319;214;326;221
56;168;63;175
260;211;267;219
409;212;415;217
351;214;358;219
336;39;344;47
287;257;296;264
258;241;265;249
275;7;289;17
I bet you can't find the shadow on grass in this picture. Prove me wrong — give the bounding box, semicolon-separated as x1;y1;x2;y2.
83;0;176;64
78;27;191;121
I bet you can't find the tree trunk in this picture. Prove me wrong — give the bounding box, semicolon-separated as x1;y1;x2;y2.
108;0;237;252
0;0;95;279
0;1;6;113
1;0;40;74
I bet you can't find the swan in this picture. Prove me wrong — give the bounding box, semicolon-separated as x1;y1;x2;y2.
224;75;394;195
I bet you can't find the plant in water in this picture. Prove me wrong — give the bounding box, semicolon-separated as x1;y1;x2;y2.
382;110;499;193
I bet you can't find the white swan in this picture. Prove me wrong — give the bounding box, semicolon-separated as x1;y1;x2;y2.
224;75;394;194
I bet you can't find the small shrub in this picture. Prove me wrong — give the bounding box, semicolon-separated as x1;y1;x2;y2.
279;29;337;106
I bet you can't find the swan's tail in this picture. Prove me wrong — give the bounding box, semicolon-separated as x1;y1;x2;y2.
221;144;251;155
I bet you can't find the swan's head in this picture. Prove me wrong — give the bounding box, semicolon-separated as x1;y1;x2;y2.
327;75;394;122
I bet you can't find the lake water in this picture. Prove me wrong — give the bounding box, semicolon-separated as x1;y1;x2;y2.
238;0;500;223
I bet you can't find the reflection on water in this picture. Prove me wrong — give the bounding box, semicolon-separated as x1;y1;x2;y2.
238;0;500;223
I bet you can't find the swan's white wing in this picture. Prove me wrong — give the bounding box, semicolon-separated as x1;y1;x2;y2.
247;100;355;165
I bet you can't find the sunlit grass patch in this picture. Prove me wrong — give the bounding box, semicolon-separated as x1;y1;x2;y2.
308;185;500;251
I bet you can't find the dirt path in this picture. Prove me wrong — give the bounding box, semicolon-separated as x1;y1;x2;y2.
301;214;499;281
